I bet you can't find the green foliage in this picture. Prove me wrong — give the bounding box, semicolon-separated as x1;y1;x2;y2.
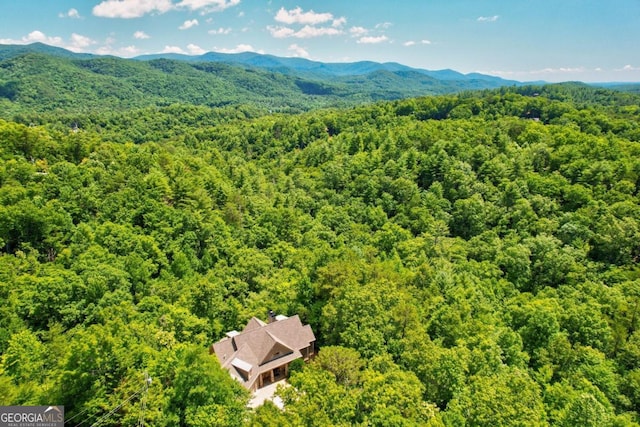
0;51;520;119
0;83;640;425
445;368;547;426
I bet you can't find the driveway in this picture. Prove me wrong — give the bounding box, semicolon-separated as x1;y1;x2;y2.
248;379;289;409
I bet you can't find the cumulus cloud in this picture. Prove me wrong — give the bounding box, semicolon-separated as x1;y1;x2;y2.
268;25;342;39
270;7;346;40
617;64;640;71
162;45;187;54
215;44;259;54
288;43;310;58
208;27;232;35
95;45;114;55
134;31;151;39
59;8;81;19
187;43;207;54
0;30;64;47
93;0;173;18
477;15;500;22
275;7;334;25
295;25;342;38
93;0;239;18
357;35;388;44
179;19;199;30
95;41;141;57
176;0;240;13
0;30;116;55
349;26;368;37
332;17;347;27
69;33;96;51
120;45;140;56
538;67;585;74
404;39;431;46
267;26;295;38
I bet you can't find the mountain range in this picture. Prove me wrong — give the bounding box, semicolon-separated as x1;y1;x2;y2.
0;42;528;116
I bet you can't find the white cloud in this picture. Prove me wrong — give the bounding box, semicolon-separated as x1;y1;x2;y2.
95;45;114;55
162;45;187;54
120;45;140;56
332;17;347;27
275;7;334;25
477;15;500;22
4;32;134;58
208;27;232;35
26;30;62;45
93;0;173;18
295;25;342;38
134;31;151;39
179;19;199;30
357;35;388;44
270;7;346;41
349;26;368;37
69;33;96;51
268;25;342;39
95;44;141;57
93;0;239;18
59;8;81;19
288;43;310;58
215;44;260;54
375;22;392;30
176;0;240;13
187;43;207;54
268;26;296;38
617;64;640;71
540;67;585;74
0;30;64;47
404;39;431;47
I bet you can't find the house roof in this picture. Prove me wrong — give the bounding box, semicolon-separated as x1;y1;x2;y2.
211;314;315;389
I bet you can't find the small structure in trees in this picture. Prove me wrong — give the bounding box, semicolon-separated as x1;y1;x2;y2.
210;313;315;391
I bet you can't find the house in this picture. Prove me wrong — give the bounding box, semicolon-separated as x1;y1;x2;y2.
210;313;316;391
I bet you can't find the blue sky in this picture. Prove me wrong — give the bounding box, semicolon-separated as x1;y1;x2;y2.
0;0;639;82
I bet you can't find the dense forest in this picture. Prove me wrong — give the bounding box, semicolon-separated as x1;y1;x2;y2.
1;64;640;427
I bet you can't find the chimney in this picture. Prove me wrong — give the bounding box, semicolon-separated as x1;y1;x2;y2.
268;310;276;323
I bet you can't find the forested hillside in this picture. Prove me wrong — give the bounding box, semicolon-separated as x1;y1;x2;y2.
1;85;640;426
0;44;523;118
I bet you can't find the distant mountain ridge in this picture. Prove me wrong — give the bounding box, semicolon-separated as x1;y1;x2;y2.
0;42;529;116
134;50;517;84
1;42;519;85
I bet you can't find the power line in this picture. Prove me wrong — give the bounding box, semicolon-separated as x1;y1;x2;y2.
137;373;152;427
64;375;152;427
89;388;145;427
64;405;92;426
